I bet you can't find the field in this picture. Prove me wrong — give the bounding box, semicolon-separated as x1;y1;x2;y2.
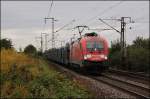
0;49;91;98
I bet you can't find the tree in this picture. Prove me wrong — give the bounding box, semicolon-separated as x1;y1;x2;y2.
109;37;149;73
0;38;13;50
127;37;150;72
24;44;37;55
108;39;122;69
110;39;121;53
127;47;149;72
132;37;149;49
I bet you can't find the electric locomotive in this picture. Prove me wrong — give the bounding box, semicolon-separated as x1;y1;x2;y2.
69;32;109;72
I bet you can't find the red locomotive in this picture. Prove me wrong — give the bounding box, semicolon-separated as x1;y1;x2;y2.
69;32;109;72
45;32;109;73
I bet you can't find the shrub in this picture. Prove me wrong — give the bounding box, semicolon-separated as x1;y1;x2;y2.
24;44;37;55
109;37;149;74
0;38;13;50
0;49;91;98
127;47;149;72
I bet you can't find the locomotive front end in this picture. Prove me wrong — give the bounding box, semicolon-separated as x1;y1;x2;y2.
81;32;109;71
83;41;108;62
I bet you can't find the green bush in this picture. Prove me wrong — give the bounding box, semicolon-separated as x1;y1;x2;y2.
109;51;121;69
127;47;149;73
109;37;149;74
28;69;91;98
0;38;13;50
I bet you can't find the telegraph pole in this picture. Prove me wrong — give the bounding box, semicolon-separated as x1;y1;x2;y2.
121;17;125;67
120;17;131;67
99;17;132;67
45;17;58;49
41;33;49;51
41;33;43;53
35;35;43;52
45;34;48;51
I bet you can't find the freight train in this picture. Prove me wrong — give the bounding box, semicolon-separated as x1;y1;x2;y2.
45;32;109;73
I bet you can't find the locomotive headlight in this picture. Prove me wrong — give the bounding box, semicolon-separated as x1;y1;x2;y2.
86;54;92;58
84;55;87;59
84;54;91;59
104;56;108;60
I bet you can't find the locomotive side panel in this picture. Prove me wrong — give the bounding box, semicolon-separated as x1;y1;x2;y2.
70;41;83;66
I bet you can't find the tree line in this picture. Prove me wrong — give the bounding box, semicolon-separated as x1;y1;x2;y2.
0;38;37;55
109;37;149;74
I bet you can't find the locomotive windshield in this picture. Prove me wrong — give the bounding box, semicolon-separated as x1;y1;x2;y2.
86;41;104;51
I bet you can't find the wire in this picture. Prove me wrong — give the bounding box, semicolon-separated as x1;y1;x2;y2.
39;0;54;49
47;0;53;17
99;18;120;33
134;21;149;23
81;1;123;25
55;19;76;33
41;0;54;35
134;16;148;21
43;0;54;31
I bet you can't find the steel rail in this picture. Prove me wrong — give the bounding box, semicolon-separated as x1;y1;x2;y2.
91;75;150;99
109;69;150;84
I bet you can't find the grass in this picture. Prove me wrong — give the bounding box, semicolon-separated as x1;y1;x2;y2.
0;49;91;98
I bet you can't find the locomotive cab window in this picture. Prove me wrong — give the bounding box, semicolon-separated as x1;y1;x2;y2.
95;42;104;50
86;42;93;49
86;41;104;51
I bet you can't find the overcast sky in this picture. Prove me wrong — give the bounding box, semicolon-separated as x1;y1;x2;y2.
1;1;149;51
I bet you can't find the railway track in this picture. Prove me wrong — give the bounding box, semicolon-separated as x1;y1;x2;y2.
108;69;150;85
91;73;150;99
48;61;150;98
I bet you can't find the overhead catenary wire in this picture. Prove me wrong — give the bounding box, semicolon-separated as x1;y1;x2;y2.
98;18;121;34
41;0;54;33
55;19;76;33
68;1;124;36
133;16;148;22
52;19;76;45
80;1;124;26
36;0;54;51
47;0;54;17
44;0;54;29
134;21;149;23
51;1;123;39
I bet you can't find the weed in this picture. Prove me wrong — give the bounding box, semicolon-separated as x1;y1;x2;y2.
0;49;91;98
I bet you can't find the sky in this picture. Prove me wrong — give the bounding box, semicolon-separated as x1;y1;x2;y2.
1;1;149;51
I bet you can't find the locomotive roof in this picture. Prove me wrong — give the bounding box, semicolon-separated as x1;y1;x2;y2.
84;32;98;36
70;32;107;45
83;32;106;41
